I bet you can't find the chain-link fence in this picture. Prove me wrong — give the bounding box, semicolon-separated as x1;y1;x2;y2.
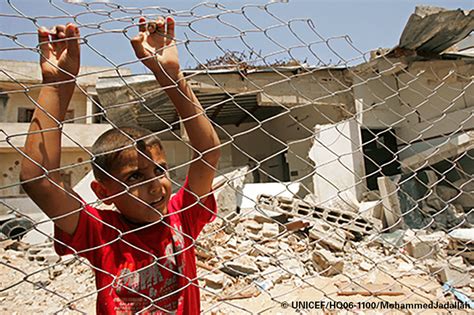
0;1;473;314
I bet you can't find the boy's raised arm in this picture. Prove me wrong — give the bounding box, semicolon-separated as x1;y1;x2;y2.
130;17;221;198
20;23;82;235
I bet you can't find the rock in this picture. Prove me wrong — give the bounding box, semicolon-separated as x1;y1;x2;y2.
261;223;279;238
222;256;259;277
311;249;344;276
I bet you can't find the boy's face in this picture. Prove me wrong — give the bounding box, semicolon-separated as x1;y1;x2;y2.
96;144;172;225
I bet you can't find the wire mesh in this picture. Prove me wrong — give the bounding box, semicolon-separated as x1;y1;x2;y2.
0;0;473;314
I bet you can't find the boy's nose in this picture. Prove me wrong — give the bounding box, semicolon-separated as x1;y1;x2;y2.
148;177;163;195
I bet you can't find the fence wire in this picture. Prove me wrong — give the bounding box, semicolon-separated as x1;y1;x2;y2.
0;0;473;314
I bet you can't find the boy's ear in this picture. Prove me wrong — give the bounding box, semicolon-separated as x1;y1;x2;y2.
90;180;114;205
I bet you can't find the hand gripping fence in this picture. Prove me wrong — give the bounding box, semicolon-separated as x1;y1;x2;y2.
0;1;473;313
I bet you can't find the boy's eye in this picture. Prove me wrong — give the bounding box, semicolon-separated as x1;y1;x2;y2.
155;165;167;177
127;172;143;182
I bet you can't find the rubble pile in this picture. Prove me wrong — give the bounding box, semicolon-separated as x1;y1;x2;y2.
0;240;96;314
0;189;472;313
197;194;474;313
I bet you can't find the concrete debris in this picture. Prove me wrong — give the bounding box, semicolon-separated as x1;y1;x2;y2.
222;256;260;277
240;182;300;212
257;194;381;236
212;166;250;219
448;228;474;263
311;248;344;276
242;219;263;231
400;131;473;172
2;182;471;313
27;246;60;266
359;261;373;271
377;170;472;232
308;220;346;251
452;178;474;209
405;232;446;259
261;223;279;238
277;252;305;278
428;257;472;288
0;241;96;313
202;272;231;290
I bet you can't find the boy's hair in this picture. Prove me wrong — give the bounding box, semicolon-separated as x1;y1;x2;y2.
91;125;163;182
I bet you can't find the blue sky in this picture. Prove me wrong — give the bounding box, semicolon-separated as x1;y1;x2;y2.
0;0;472;73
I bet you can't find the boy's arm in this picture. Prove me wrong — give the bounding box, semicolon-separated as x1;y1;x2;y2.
131;17;221;198
20;24;82;236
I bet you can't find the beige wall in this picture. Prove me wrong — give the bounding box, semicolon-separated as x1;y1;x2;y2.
0;150;91;197
1;87;89;124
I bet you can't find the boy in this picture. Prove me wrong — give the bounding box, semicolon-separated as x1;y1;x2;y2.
20;17;221;314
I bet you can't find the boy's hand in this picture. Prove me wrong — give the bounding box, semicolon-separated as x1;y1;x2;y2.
131;17;180;82
38;23;80;84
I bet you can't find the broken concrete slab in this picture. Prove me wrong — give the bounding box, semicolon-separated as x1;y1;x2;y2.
400;131;473;172
335;280;404;296
426;185;459;211
258;194;381;236
242;219;263;231
377;176;404;231
277;253;306;278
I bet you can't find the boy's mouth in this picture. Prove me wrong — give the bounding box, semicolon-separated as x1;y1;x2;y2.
149;196;165;208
